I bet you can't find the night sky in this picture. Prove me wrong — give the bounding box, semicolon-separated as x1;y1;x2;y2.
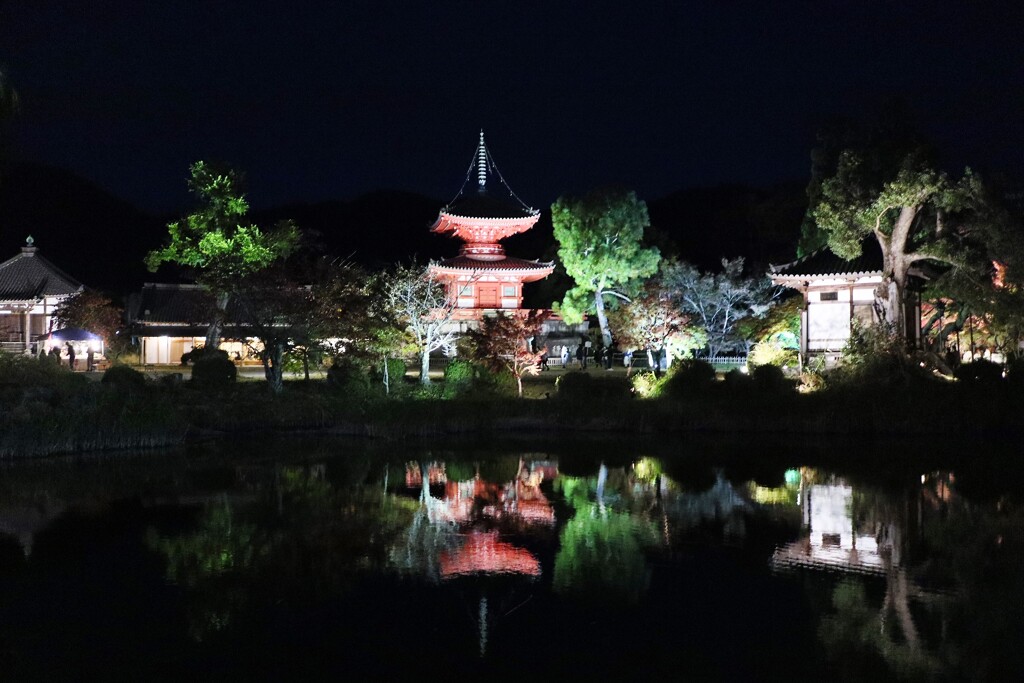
2;1;1022;214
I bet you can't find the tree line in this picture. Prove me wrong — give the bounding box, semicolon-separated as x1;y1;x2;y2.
52;115;1024;396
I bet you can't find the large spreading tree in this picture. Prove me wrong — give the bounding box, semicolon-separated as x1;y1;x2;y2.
811;149;981;344
146;161;299;350
311;259;409;393
232;267;312;394
552;189;660;347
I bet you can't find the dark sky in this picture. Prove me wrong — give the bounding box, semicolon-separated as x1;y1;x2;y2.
2;0;1022;214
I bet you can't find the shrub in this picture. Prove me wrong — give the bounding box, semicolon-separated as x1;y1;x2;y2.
751;364;792;393
0;353;87;394
798;371;826;393
471;366;517;398
368;358;408;396
630;370;659;398
722;368;754;392
748;342;799;369
826;322;934;389
191;351;236;390
555;371;593;398
442;359;476;398
659;359;716;398
326;359;372;399
101;364;147;391
954;359;1004;384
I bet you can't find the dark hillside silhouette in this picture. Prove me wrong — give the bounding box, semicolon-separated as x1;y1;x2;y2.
251;191;447;268
0;163;808;299
0;162;164;291
648;183;806;271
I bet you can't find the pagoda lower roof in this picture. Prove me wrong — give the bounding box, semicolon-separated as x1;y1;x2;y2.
434;255;555;273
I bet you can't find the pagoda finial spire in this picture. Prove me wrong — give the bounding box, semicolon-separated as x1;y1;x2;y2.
477;129;487;193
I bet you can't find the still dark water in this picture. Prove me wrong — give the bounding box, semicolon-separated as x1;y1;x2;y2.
1;436;1021;681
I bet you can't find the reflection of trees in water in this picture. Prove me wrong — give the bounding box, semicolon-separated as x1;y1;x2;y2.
388;462;459;582
808;471;1024;681
552;462;757;604
916;475;1024;681
149;463;416;642
553;503;658;604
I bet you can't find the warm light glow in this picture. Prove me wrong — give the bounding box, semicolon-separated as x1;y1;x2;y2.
633;457;662;482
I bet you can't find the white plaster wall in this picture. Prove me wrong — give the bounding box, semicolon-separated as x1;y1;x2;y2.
807;303;850;350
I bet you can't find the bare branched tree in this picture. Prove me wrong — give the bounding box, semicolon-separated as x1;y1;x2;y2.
382;263;464;384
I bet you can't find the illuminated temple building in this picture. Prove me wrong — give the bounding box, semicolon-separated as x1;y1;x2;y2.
428;132;555;320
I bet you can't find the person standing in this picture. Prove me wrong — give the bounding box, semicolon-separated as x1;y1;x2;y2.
86;347;96;372
561;346;570;369
65;342;76;371
576;344;586;370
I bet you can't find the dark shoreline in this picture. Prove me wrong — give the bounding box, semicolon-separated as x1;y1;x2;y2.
4;376;1023;459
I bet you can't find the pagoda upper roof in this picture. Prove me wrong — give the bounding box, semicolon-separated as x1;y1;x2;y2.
442;192;539;220
0;239;82;302
436;131;539;224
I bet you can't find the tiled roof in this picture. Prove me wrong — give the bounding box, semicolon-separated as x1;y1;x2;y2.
0;245;82;300
132;284;246;324
770;239;883;279
442;193;538;220
435;255;554;272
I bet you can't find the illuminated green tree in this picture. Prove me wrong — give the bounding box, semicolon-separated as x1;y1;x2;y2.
146;161;299;349
552;189;660;347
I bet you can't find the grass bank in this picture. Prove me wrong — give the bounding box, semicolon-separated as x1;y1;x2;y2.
3;357;1023;459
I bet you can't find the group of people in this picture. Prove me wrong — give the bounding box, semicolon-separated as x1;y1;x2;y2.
30;342;97;371
545;343;620;371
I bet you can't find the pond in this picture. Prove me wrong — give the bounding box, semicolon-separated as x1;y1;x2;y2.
0;436;1021;681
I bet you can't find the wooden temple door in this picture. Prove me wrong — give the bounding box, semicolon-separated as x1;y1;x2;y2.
478;285;498;308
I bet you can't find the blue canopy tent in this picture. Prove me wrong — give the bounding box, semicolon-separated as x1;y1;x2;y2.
46;328;105;360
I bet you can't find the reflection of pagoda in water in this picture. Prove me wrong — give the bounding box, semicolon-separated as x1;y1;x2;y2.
428;132;555;321
403;460;557;531
399;459;556;657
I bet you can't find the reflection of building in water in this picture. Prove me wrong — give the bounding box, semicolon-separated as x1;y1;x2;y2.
774;484;886;575
403;460;556;527
398;459;554;659
439;531;541;578
772;477;925;576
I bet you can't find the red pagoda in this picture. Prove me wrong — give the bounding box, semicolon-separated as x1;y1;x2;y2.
429;132;554;318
